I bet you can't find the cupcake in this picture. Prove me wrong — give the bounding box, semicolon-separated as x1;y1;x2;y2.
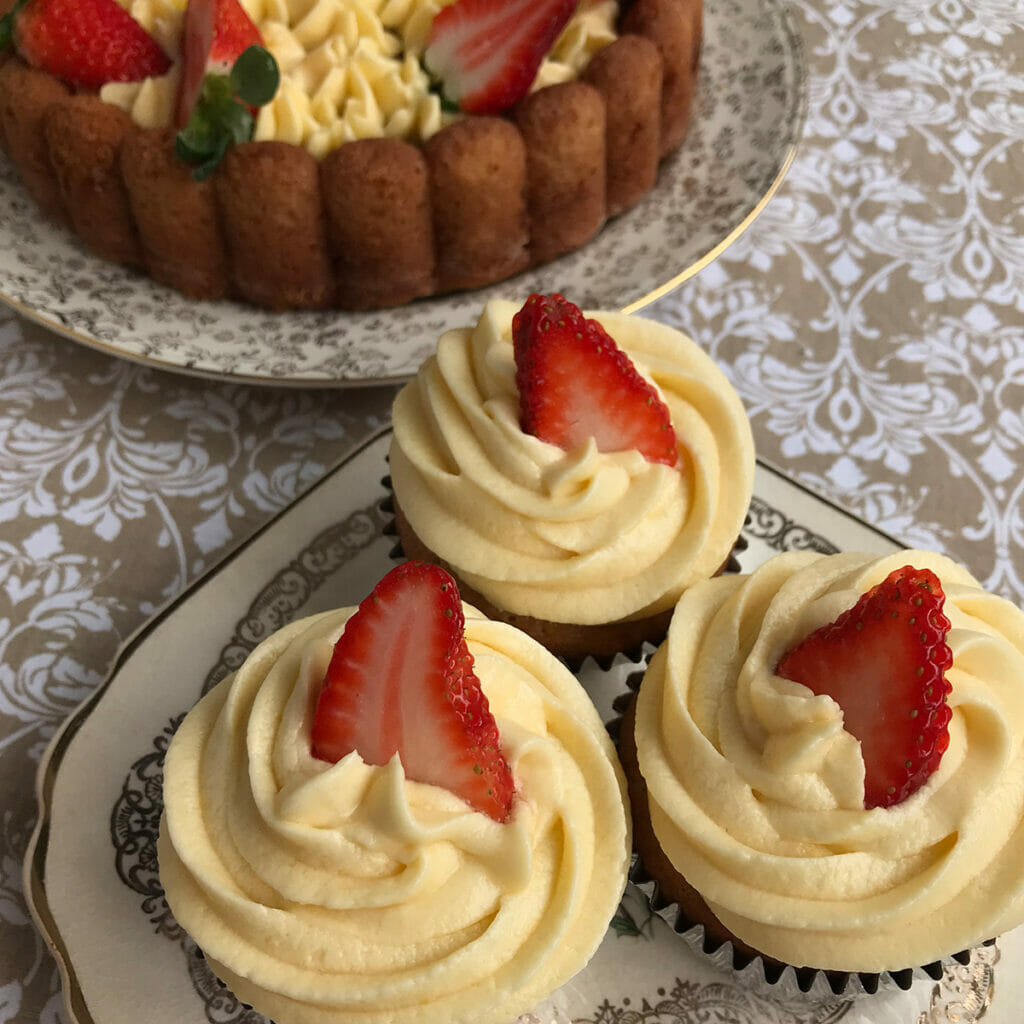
389;293;755;666
158;561;631;1024
621;549;1024;994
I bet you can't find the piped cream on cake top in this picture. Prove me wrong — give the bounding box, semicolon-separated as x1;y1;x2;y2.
102;0;618;155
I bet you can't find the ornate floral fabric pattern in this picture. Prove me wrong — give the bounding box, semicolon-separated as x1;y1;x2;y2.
2;0;1024;1021
0;314;394;1021
651;0;1024;607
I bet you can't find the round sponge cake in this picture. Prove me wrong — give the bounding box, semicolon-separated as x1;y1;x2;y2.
0;0;703;311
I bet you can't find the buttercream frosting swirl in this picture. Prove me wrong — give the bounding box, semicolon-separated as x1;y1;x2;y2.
104;0;618;153
388;299;755;626
635;549;1024;972
159;604;630;1024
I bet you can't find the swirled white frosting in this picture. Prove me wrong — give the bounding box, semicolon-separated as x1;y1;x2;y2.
635;548;1024;972
159;605;630;1024
102;0;618;154
389;299;755;626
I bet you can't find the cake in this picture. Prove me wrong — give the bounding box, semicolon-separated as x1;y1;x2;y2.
389;292;755;665
621;548;1024;985
0;0;702;310
158;561;631;1024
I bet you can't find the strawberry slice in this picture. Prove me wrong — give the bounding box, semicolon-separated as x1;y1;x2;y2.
0;0;170;90
776;565;954;809
512;292;679;466
424;0;578;115
311;562;515;823
174;0;263;129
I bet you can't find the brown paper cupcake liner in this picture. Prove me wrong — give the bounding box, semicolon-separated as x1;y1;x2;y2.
625;853;988;1003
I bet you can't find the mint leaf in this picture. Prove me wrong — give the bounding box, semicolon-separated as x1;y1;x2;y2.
230;45;280;107
191;134;231;181
200;73;237;113
221;100;254;146
0;0;30;52
174;131;213;164
423;62;461;114
174;48;279;180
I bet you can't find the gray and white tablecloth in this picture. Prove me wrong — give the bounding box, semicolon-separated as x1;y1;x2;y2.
2;1;1023;1020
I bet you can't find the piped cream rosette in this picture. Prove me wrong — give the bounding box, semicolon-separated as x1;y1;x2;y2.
389;299;755;627
104;0;619;154
635;548;1024;973
159;604;630;1024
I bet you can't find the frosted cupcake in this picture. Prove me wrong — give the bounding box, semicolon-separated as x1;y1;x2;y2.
159;561;631;1024
622;549;1024;993
389;293;755;665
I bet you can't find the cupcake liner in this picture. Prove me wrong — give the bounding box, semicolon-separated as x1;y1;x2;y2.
725;528;749;574
627;854;988;1007
378;477;404;562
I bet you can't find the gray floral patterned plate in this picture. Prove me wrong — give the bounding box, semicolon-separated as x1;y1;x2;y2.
23;428;1019;1024
0;0;805;386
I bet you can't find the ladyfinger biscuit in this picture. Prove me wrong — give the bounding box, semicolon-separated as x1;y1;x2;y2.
687;0;703;68
44;95;141;263
425;118;529;292
621;0;700;155
515;81;606;264
215;141;333;310
121;127;229;300
0;59;69;223
583;35;662;216
321;137;435;309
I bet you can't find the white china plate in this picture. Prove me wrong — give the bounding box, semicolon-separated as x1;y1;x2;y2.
0;0;805;386
24;428;1021;1024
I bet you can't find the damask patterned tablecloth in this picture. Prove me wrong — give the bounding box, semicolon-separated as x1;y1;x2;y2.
1;2;1022;1022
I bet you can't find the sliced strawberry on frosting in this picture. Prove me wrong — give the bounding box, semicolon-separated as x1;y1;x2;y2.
0;0;170;90
205;0;262;73
424;0;578;115
174;0;263;129
776;565;954;809
311;561;515;823
512;292;679;466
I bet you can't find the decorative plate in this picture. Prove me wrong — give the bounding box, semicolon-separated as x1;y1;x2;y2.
0;0;805;386
24;429;1022;1024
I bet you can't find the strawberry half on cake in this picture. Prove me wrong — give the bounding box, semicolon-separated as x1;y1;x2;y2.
623;548;1024;991
389;292;755;666
158;561;630;1024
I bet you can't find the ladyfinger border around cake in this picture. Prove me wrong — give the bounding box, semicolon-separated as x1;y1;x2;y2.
0;0;702;312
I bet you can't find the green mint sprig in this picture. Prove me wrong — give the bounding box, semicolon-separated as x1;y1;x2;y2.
175;44;280;181
0;0;30;52
422;57;462;114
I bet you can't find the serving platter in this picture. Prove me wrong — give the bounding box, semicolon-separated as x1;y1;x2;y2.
24;428;1023;1024
0;0;805;385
